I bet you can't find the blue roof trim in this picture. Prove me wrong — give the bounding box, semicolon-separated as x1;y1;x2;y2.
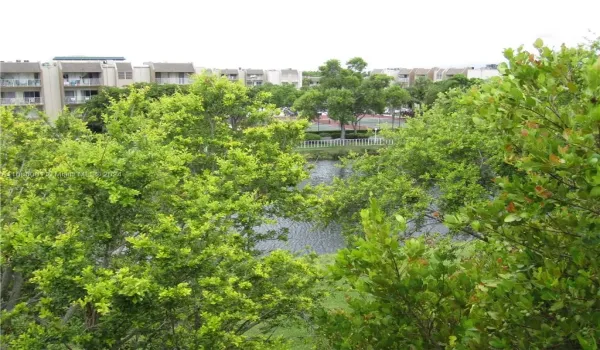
53;56;126;61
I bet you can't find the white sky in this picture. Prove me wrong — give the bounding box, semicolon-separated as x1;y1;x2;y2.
2;0;599;70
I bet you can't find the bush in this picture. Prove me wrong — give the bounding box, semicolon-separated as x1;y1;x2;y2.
344;134;369;139
304;133;322;141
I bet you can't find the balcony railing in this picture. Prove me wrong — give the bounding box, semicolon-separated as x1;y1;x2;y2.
63;78;101;86
64;96;94;104
0;79;42;87
155;77;190;85
0;97;44;105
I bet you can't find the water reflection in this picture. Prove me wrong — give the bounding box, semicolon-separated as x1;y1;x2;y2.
256;160;347;254
255;160;452;254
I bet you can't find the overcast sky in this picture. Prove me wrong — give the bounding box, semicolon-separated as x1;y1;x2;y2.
2;0;599;70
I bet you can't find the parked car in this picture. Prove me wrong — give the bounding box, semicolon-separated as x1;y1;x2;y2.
400;108;415;117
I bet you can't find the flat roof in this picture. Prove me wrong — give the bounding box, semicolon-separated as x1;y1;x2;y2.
53;56;126;61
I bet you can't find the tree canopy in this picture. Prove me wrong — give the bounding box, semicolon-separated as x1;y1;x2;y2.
312;38;600;349
293;58;407;139
1;75;323;349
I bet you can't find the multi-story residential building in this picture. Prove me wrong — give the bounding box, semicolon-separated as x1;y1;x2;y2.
218;69;244;84
263;69;302;88
409;68;433;86
467;64;501;79
245;69;266;87
372;66;496;87
443;67;469;80
304;76;321;87
59;61;104;106
0;61;44;111
116;62;134;87
374;68;411;87
279;69;301;88
147;62;195;85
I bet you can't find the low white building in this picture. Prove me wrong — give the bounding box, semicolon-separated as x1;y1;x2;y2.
467;64;501;79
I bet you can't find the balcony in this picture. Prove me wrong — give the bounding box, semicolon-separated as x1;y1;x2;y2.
63;78;101;86
0;79;42;87
64;96;93;104
0;97;44;105
155;77;190;85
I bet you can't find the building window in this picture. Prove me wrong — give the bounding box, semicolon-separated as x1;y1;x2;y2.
1;92;16;99
118;72;133;79
24;91;40;98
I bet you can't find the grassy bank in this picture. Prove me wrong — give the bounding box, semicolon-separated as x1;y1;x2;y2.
297;145;384;160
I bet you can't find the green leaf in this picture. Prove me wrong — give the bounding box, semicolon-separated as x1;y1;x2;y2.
504;214;521;223
533;38;544;49
550;300;564;311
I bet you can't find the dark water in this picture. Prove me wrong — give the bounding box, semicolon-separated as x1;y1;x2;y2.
256;160;348;254
255;160;450;254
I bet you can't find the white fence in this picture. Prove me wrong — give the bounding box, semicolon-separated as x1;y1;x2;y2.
298;138;393;149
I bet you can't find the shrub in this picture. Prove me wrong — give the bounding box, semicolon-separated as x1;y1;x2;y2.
304;132;322;141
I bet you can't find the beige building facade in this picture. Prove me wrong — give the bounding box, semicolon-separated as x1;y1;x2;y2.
1;57;306;120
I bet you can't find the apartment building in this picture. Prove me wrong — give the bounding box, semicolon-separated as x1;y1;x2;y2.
467;64;501;79
1;56;307;120
374;68;411;87
147;62;195;85
372;65;500;87
0;61;44;114
245;69;267;87
279;69;301;88
218;69;245;84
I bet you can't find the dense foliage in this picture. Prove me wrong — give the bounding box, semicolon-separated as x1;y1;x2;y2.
248;83;304;108
314;39;600;349
293;58;409;139
0;75;323;349
408;74;482;107
2;39;599;350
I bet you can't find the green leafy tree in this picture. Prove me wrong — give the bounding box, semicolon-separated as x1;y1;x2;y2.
314;39;600;349
0;76;323;349
81;83;189;132
384;84;411;128
408;76;433;106
315;199;493;349
249;82;304;108
294;58;391;139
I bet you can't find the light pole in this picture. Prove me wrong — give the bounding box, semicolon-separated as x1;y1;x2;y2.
374;127;379;140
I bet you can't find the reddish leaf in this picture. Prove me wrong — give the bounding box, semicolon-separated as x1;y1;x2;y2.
558;144;569;154
506;202;517;213
549;154;561;164
525;120;539;128
521;129;529;137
